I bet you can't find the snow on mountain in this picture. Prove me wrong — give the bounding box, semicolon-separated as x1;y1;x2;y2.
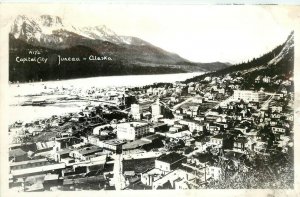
11;15;42;41
119;36;150;46
79;25;123;44
10;15;146;46
268;32;294;66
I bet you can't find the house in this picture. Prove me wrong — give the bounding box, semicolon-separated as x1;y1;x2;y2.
194;135;210;152
174;114;186;120
206;165;222;180
255;76;262;83
179;119;205;132
141;168;198;189
262;76;271;83
233;137;248;152
209;134;233;149
271;126;286;134
175;107;183;114
155;152;187;173
271;106;283;113
270;113;281;119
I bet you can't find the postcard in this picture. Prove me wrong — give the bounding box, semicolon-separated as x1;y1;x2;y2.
0;2;299;197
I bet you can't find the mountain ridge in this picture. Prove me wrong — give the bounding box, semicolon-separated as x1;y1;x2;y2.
9;14;231;82
185;31;294;87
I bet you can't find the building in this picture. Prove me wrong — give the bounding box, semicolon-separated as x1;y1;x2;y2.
233;137;248;152
179;119;205;132
149;122;168;133
100;139;126;154
206;165;222;180
54;149;73;163
10;158;49;171
131;104;142;120
69;145;104;161
117;122;150;140
209;134;233;149
53;137;82;152
141;168;199;189
271;106;283;113
271;126;286;134
262;76;271;83
152;99;162;118
10;158;66;178
155;152;187;173
233;90;265;102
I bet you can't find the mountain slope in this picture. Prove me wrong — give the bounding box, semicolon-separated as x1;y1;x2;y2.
185;32;294;84
9;15;233;82
10;15;190;65
9;35;190;82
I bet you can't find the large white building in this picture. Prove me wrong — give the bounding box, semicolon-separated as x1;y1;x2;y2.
233;90;265;102
152;99;162;118
117;122;150;140
131;104;142;120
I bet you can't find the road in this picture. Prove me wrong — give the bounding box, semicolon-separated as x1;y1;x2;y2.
172;97;194;111
260;94;275;110
113;154;126;190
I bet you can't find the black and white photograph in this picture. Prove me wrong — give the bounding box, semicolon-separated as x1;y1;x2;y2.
1;2;299;195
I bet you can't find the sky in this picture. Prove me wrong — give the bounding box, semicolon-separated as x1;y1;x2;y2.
2;4;296;64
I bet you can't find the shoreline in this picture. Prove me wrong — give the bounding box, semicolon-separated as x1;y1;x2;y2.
9;71;197;86
9;72;204;125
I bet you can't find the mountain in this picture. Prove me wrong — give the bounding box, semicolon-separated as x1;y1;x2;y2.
185;31;294;86
9;15;231;82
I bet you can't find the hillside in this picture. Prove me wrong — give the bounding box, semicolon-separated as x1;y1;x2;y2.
9;15;231;82
185;32;294;86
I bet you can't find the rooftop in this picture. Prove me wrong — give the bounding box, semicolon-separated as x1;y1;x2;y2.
75;145;103;156
122;139;151;150
44;173;59;181
211;134;231;139
118;121;149;128
102;139;126;146
156;152;186;164
56;148;72;155
141;134;163;142
9;148;27;157
10;158;49;167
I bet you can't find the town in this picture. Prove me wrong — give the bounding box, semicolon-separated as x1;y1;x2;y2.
8;70;294;191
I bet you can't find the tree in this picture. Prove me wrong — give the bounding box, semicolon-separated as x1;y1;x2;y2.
184;147;193;155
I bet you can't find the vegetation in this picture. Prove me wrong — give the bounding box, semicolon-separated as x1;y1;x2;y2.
9;36;185;83
185;32;294;84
